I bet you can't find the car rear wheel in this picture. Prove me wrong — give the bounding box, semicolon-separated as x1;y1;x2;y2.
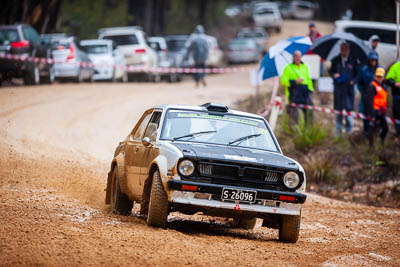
279;213;301;243
146;169;168;227
24;63;40;85
234;217;257;230
110;167;133;216
75;68;84;83
120;71;128;83
41;65;55;84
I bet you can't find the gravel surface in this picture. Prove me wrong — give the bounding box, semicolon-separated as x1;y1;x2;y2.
1;20;399;266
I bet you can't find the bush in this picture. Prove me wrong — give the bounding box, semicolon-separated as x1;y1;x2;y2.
304;152;339;185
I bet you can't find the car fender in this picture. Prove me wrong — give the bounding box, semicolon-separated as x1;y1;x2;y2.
149;155;169;190
111;152;130;196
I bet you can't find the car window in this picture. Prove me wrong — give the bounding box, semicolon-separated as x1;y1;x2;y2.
255;8;274;15
143;111;162;142
103;34;139;46
161;110;278;152
149;41;161;51
132;112;152;140
0;29;20;45
23;27;40;44
82;44;109;54
345;27;396;45
166;39;186;51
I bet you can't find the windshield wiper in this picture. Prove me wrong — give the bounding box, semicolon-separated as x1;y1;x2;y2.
228;134;261;145
172;130;216;141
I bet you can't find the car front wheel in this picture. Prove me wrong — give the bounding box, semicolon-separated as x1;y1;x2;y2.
146;169;168;227
279;213;301;243
110;167;133;216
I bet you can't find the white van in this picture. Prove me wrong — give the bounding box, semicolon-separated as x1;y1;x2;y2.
334;20;397;68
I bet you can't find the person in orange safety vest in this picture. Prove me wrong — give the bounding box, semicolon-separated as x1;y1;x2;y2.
365;67;388;146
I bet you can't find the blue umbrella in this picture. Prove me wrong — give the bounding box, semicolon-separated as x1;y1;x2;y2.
259;36;312;80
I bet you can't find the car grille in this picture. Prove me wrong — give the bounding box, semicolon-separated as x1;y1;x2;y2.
194;161;284;190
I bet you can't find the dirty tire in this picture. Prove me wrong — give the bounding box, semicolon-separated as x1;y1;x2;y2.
110;168;133;216
235;218;257;230
146;169;168;228
279;214;301;243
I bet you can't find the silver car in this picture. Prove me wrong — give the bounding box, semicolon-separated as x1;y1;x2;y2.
237;27;269;54
51;36;93;82
227;38;263;64
80;39;127;82
105;103;307;243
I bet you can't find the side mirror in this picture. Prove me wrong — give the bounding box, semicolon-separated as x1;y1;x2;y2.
142;137;151;147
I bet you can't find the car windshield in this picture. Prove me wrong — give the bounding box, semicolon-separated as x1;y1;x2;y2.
82;44;109;54
103;34;139;46
255;8;275;15
161;110;278;152
230;39;255;48
0;29;20;45
166;39;186;52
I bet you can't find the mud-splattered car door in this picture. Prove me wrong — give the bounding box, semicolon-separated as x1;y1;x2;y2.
125;110;153;200
135;111;162;193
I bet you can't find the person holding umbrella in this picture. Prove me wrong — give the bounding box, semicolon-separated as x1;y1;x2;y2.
280;50;314;124
329;41;360;135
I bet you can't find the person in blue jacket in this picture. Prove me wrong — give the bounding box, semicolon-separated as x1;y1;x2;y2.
357;51;379;136
329;41;360;135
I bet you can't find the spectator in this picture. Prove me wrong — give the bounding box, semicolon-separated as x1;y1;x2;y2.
385;61;400;138
280;50;314;125
185;25;209;88
368;35;380;51
329;41;360;135
357;51;379;136
307;22;324;76
365;67;388;146
308;22;321;43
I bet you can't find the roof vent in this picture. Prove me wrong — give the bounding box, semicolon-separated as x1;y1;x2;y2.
201;103;229;113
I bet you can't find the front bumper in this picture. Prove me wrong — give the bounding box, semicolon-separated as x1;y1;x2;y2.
167;180;306;216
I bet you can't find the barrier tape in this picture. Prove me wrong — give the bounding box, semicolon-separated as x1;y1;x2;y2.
0;53;250;74
288;102;400;125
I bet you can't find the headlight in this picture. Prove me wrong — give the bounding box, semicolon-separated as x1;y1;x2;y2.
178;160;195;176
283;171;300;189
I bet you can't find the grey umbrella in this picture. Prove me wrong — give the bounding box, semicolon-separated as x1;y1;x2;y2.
310;32;373;62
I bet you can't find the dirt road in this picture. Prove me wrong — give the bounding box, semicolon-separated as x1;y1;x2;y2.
1;21;400;266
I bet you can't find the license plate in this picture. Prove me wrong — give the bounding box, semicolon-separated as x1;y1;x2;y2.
221;188;257;203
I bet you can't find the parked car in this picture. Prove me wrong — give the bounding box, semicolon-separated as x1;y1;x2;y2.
277;1;292;19
98;26;159;82
205;35;224;67
51;36;93;82
227;38;263;64
80;39;127;82
252;2;282;33
289;1;315;20
0;24;54;85
334;20;397;68
149;36;181;82
105;103;307;243
237;27;269;54
165;35;189;74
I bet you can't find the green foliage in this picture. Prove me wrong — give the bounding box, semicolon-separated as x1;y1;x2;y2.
304;153;339;185
60;0;132;39
279;112;327;151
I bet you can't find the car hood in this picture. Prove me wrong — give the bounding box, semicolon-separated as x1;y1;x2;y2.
172;142;298;170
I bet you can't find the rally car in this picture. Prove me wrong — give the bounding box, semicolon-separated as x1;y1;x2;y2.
105;103;306;243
